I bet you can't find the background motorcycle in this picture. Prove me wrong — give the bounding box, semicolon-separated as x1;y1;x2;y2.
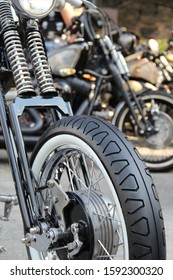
0;0;166;260
48;6;173;171
121;35;173;94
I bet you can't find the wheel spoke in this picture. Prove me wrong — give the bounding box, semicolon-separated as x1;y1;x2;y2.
93;204;119;229
97;240;113;260
63;159;88;189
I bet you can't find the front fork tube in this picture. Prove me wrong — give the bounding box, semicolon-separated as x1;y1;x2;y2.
8;102;41;224
109;63;150;134
0;86;32;230
123;76;149;122
122;75;155;134
0;85;39;230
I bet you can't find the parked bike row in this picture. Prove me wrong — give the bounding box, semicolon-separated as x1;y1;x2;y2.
4;1;173;171
0;0;168;260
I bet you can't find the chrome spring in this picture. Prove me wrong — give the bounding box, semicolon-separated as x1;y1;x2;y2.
0;1;34;95
4;31;35;94
27;25;56;94
0;0;15;30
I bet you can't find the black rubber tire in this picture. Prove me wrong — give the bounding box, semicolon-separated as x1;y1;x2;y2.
30;115;166;260
115;91;173;171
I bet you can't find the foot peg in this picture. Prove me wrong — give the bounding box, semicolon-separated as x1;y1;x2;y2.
0;195;18;221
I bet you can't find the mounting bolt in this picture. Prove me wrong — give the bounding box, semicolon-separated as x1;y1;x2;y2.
47;180;54;188
29;226;40;234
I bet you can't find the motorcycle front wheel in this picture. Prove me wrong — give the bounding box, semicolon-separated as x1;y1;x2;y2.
29;116;165;260
115;91;173;171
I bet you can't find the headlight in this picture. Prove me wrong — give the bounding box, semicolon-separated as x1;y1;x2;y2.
11;0;65;19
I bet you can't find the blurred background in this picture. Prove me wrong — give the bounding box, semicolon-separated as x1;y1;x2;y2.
1;0;173;260
93;0;173;51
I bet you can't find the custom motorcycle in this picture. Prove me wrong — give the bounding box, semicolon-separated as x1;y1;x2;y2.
0;0;166;260
123;37;173;94
49;5;173;171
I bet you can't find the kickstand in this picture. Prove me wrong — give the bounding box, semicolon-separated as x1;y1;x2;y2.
0;246;6;253
0;195;18;221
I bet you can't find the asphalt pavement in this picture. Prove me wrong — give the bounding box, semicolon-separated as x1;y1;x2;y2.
0;149;172;260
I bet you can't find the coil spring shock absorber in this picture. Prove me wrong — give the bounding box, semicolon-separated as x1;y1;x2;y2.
0;0;35;96
26;20;56;95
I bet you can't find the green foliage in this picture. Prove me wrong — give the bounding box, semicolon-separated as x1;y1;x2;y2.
140;38;168;53
157;39;168;53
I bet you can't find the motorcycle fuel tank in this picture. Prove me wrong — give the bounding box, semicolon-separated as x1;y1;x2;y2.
48;42;88;76
126;51;162;85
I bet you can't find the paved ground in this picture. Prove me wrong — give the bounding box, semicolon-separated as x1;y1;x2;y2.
0;149;172;260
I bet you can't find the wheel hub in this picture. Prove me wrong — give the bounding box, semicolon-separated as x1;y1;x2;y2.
145;112;173;148
57;190;119;259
